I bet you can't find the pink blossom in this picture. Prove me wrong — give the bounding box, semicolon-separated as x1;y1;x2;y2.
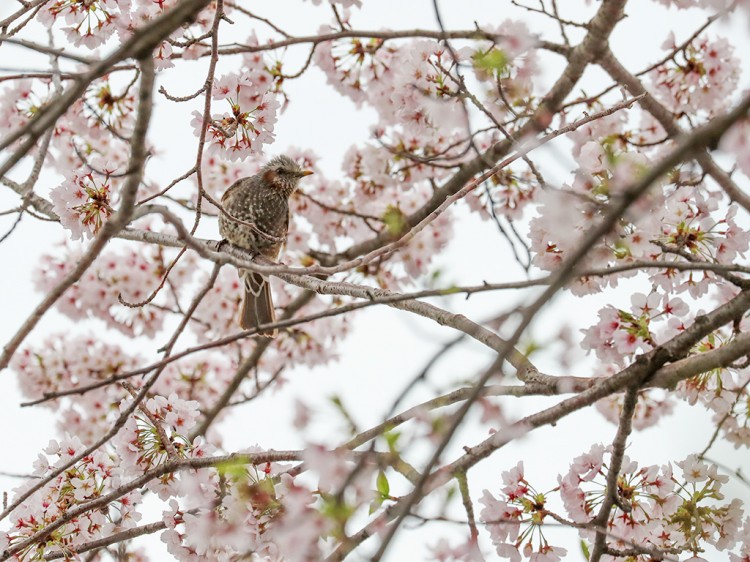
39;0;129;48
649;34;740;116
721;118;750;179
604;333;633;363
631;291;661;315
302;445;356;494
34;243;194;336
578;141;607;174
479;489;522;549
569;443;605;482
501;461;528;500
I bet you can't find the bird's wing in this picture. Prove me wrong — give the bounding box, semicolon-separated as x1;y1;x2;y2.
221;177;247;205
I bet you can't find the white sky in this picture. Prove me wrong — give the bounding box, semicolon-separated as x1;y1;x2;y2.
0;1;749;560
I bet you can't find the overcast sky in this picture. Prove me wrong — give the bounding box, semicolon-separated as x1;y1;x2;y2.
1;1;749;559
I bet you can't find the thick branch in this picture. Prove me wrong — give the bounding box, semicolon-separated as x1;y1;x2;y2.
352;0;630;558
325;8;618;266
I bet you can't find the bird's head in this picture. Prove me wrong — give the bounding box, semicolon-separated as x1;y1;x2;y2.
261;155;313;195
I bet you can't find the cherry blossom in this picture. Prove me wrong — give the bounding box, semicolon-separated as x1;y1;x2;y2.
558;446;744;556
472;20;539;122
314;32;397;105
50;170;115;240
480;462;568;561
4;435;141;559
34;242;194;336
39;0;130;49
194;34;282;159
649;34;740;117
2;1;750;561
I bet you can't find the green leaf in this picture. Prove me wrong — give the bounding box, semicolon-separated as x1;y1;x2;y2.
612;240;631;259
369;495;384;514
376;470;390;497
522;340;542;357
580;539;590;560
254;476;276;498
383;429;401;451
472;48;508;74
216;461;247;480
321;495;355;523
382;205;408;236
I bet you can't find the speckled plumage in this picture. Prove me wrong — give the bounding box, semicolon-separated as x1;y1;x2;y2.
219;155;312;337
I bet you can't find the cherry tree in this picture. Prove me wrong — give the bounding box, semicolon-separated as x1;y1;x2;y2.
1;0;750;560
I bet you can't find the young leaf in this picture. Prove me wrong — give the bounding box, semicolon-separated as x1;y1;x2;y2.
377;470;390;498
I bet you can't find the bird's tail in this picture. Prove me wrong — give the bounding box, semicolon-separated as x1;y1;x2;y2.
239;269;277;338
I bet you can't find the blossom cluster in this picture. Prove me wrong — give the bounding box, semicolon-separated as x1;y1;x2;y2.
38;0;217;51
160;463;334;561
582;291;690;367
161;445;381;562
529;114;749;298
1;435;143;560
34;242;195;336
649;33;740;117
50;167;117;240
481;450;748;561
4;0;750;560
0;392;210;559
191;32;282;160
675;333;750;449
9;332;240;445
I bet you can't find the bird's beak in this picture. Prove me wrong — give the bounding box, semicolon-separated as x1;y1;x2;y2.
299;170;314;177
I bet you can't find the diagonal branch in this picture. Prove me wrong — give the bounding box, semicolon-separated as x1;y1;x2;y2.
189;289;316;438
0;56;156;371
337;38;750;562
598;47;750;213
589;386;639;562
361;0;629;556
0;0;210;178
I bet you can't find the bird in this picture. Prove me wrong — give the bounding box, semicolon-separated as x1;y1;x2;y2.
219;155;313;337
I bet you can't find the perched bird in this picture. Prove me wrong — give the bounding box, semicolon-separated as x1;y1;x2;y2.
219;155;313;337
